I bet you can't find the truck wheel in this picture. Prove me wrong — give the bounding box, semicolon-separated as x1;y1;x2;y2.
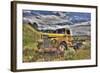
58;43;67;52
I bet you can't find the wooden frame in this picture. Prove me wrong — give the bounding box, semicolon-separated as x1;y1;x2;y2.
11;1;98;72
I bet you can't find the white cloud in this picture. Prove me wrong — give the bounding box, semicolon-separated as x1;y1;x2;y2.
23;10;31;14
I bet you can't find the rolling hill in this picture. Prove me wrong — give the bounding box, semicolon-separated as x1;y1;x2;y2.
23;24;41;49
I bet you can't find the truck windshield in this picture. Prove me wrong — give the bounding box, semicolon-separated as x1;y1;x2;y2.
56;29;65;34
40;28;70;34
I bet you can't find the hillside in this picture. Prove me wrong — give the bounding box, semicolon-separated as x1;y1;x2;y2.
23;24;41;50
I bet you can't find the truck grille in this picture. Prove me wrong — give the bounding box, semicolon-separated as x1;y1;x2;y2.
43;38;51;48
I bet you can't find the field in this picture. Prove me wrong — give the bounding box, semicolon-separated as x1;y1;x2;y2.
23;24;91;62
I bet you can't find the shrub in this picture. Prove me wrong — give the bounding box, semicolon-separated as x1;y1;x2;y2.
64;47;76;60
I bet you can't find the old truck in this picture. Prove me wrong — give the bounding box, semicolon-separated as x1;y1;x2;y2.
37;26;74;53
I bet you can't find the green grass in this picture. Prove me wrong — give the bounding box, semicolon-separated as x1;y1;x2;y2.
66;40;91;60
71;48;91;60
23;24;42;62
23;24;41;49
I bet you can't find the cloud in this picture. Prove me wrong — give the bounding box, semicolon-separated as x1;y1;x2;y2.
52;11;66;18
23;10;31;14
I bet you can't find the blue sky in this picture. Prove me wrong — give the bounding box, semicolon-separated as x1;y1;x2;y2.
23;10;91;23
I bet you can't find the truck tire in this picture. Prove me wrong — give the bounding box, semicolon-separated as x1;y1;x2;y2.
58;42;67;52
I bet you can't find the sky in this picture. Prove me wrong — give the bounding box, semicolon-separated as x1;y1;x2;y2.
23;10;91;24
